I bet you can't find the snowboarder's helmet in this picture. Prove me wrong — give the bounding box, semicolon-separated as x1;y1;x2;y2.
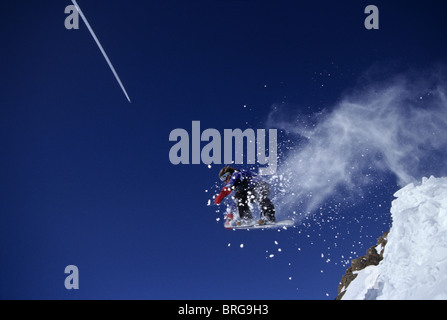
219;166;236;181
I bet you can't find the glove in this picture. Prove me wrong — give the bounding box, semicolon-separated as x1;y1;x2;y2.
214;187;232;204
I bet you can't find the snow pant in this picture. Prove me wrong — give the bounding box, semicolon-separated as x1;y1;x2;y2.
234;181;276;222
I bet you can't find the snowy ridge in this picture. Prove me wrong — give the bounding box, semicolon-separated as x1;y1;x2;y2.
342;176;447;300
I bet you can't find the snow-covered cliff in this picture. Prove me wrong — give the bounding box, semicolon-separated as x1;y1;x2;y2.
339;176;447;300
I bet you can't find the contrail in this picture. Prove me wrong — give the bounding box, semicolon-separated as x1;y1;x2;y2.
71;0;131;103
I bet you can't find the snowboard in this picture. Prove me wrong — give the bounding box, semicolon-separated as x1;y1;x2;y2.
224;219;294;230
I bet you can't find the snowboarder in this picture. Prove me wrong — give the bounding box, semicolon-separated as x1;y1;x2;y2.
214;166;276;225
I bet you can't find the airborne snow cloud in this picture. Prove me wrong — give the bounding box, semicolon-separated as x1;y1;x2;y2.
268;66;447;217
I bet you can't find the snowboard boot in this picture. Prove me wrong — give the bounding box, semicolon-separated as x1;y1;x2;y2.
257;215;276;225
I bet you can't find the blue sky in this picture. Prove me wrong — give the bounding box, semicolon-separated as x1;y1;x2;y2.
1;0;447;299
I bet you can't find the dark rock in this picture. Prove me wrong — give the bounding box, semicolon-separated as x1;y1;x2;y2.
336;231;389;300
